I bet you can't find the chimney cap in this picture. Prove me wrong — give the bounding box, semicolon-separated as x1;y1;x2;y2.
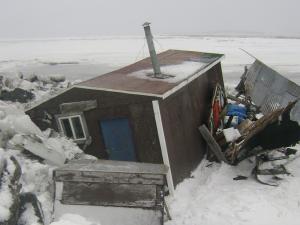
142;22;151;27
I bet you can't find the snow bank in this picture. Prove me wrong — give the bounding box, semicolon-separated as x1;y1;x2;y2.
129;61;205;83
18;204;42;225
166;150;300;225
0;100;84;163
50;214;101;225
0;91;90;223
0;101;43;140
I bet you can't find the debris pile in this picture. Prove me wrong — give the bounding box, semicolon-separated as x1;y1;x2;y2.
200;60;300;186
0;73;71;103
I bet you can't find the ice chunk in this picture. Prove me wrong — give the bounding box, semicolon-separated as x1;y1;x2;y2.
22;135;66;166
50;74;66;83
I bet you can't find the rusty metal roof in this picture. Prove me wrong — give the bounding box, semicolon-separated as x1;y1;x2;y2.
76;49;224;98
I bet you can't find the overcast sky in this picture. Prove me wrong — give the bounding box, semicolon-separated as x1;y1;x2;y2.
0;0;299;39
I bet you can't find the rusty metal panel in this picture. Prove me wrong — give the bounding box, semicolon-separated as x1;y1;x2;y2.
244;60;300;115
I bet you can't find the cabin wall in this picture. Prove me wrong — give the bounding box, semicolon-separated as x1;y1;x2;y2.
159;63;224;185
26;88;163;163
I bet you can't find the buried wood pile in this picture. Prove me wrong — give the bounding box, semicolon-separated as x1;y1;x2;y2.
200;61;300;186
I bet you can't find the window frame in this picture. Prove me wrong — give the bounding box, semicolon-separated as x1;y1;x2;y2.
56;113;88;143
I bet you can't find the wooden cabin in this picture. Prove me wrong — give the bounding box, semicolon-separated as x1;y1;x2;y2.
26;49;225;193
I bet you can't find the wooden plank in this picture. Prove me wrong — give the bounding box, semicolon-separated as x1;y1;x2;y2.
60;100;97;114
54;170;165;185
199;125;229;163
55;159;168;175
61;182;157;208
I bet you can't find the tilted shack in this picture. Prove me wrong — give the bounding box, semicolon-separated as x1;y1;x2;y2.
26;49;225;193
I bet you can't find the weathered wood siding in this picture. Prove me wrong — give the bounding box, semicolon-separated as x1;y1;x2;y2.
26;88;163;163
159;63;224;185
53;160;166;225
61;182;160;208
54;170;165;185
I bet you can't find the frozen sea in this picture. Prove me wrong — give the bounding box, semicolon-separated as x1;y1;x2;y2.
1;35;300;86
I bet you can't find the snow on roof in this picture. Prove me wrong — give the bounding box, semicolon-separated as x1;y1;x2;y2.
129;61;206;83
77;50;224;98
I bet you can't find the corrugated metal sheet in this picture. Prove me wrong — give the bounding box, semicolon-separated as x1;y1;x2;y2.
244;60;300;115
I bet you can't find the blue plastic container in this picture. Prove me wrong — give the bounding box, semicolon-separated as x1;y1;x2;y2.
227;104;247;124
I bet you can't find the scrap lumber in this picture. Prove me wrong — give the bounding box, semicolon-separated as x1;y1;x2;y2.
199;125;229;163
59;100;97;114
225;101;300;164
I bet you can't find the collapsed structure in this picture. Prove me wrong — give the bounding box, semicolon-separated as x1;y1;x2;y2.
200;58;300;186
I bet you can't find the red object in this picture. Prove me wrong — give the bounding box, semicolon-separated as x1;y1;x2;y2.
213;100;221;129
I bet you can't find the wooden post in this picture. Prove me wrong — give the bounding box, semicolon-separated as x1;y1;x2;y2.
199;125;229;164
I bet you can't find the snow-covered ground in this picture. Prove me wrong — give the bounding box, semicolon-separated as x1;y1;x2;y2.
0;36;300;225
166;153;300;225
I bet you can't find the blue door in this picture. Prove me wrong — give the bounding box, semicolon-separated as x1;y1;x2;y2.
100;118;136;161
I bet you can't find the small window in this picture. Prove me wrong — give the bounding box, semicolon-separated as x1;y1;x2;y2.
58;115;86;141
